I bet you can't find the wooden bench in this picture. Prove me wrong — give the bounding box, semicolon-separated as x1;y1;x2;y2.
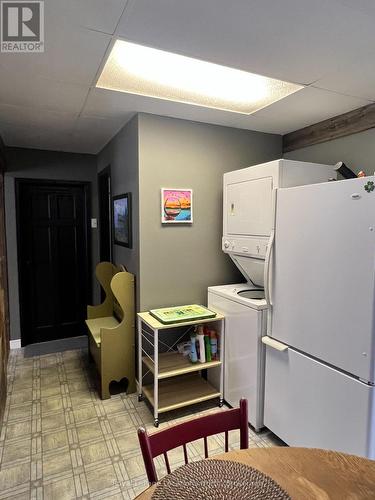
86;262;136;399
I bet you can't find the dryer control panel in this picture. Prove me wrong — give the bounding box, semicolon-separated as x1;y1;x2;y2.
222;236;268;259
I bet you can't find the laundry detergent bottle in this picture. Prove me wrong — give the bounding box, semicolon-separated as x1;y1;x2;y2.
197;325;206;363
210;330;218;360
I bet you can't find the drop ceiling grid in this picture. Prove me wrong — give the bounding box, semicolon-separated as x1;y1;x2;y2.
1;0;375;152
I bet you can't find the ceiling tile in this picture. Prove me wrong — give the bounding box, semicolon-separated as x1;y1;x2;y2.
0;104;77;129
332;0;375;17
72;115;128;153
313;58;375;101
0;24;111;86
117;0;375;84
0;70;88;113
0;121;76;152
0;113;127;154
83;88;138;118
46;0;127;34
83;88;284;135
252;86;371;134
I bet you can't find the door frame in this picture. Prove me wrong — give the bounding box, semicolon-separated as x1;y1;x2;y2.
98;165;112;263
0;152;9;349
0;150;10;425
15;178;92;346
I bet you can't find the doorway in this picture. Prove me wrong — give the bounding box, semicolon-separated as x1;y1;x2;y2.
0;161;10;422
16;179;91;346
98;166;112;263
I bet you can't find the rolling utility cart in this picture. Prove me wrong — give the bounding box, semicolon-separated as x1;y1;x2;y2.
137;311;224;427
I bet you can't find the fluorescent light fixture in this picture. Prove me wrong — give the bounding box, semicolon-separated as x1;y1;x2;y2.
97;40;303;114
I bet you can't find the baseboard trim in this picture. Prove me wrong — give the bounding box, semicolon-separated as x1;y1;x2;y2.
10;339;21;349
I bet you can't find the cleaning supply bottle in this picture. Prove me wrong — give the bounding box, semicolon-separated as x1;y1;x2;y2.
197;325;206;363
204;331;212;362
190;331;198;363
210;330;218;361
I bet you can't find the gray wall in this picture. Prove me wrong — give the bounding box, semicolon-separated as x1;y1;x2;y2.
138;113;282;310
4;147;99;341
97;115;140;306
285;128;375;176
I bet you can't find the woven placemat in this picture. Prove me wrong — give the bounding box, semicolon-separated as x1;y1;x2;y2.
151;459;291;500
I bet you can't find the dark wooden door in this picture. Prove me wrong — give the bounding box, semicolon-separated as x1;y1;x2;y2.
0;164;10;424
17;180;91;346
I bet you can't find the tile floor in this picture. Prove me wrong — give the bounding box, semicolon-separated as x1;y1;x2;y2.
0;348;283;499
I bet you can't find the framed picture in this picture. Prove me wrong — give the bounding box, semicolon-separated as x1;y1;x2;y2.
113;193;132;247
161;188;193;223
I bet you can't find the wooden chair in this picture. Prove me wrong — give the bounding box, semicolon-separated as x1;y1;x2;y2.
138;398;248;484
86;262;136;399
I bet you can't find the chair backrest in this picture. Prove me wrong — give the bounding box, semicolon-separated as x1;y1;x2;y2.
137;399;248;484
87;261;125;320
110;270;134;325
112;264;127;320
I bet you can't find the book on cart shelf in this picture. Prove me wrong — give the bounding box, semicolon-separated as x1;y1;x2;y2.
149;304;216;324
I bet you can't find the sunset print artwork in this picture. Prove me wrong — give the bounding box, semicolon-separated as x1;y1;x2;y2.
161;188;193;223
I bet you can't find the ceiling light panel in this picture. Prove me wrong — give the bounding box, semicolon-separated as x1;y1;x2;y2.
97;40;303;114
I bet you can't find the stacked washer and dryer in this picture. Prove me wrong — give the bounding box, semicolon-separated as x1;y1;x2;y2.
208;159;335;431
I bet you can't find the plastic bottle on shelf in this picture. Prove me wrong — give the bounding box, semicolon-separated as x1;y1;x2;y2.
210;330;218;361
197;325;206;363
194;327;200;358
190;331;198;363
204;332;212;362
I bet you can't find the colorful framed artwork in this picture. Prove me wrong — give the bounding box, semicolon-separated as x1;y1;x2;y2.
161;188;193;224
113;193;132;247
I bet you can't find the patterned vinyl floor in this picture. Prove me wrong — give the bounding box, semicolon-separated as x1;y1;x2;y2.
0;348;283;499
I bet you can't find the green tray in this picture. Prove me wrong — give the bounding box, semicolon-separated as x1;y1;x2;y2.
149;304;216;324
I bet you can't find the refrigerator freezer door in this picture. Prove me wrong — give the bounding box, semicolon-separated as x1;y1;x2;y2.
208;291;265;430
272;177;375;382
264;345;375;459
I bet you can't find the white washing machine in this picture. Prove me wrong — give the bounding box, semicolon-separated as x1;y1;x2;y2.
208;283;267;431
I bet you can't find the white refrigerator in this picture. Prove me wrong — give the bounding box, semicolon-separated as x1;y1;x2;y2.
263;176;375;458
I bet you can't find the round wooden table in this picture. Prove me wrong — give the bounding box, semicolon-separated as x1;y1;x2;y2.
135;447;375;499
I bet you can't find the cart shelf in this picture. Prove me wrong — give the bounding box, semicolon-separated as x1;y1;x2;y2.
137;310;224;426
142;351;222;379
142;374;221;413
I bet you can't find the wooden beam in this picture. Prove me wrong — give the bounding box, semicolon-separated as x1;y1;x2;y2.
283;102;375;153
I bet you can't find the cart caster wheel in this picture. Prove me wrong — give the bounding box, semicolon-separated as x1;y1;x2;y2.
138;394;143;402
154;419;159;428
219;399;224;408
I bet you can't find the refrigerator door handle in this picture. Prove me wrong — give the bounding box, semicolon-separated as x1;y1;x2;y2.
262;335;288;351
264;229;275;306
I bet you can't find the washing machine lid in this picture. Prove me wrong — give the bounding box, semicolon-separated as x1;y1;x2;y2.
208;283;268;310
230;255;264;287
237;289;265;300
